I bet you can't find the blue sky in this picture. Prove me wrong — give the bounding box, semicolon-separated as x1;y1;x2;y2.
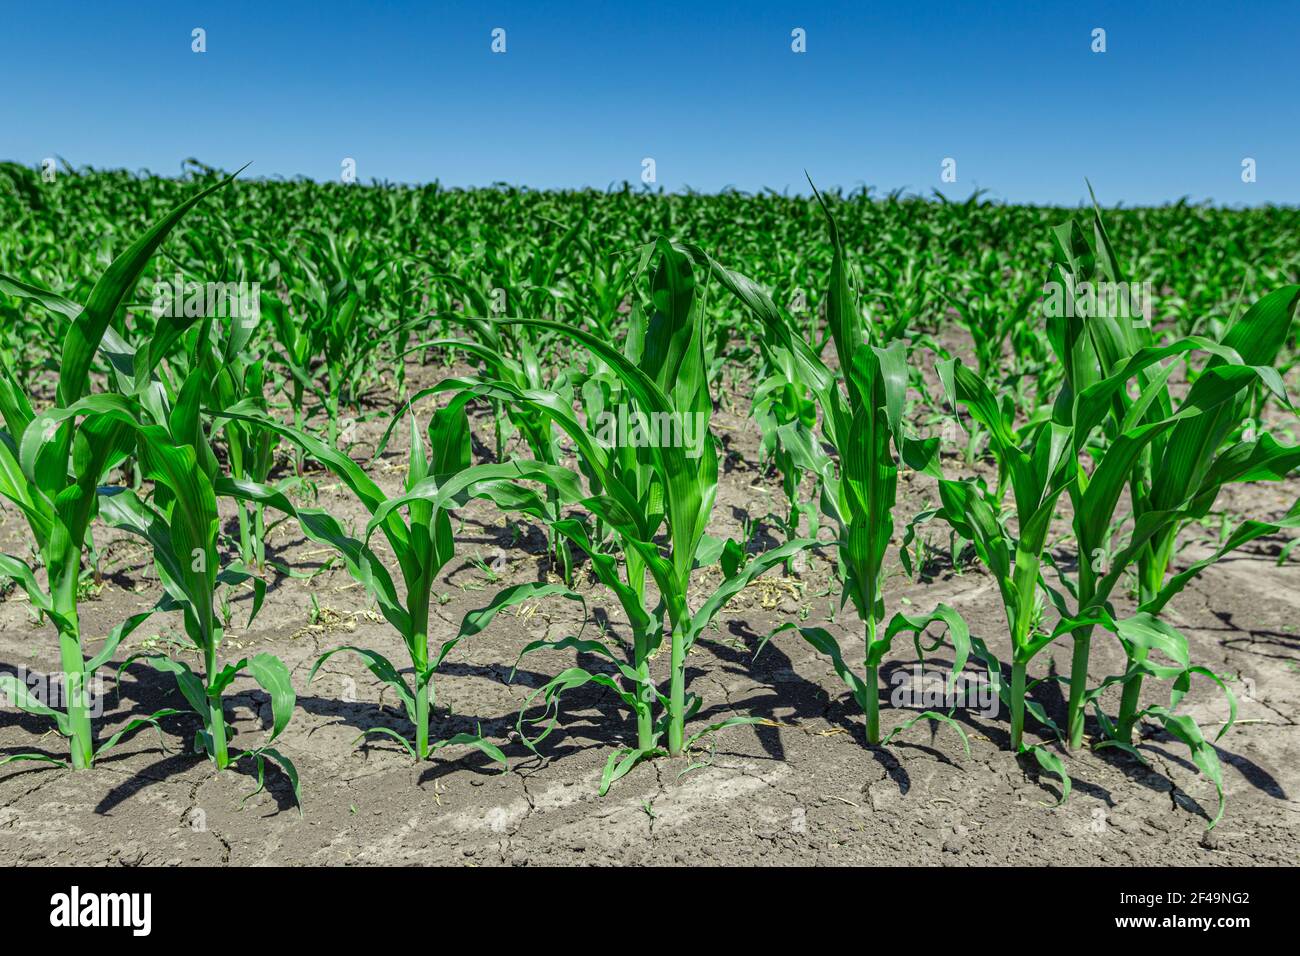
2;1;1297;205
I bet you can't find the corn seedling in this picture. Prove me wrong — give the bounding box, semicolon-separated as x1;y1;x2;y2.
707;184;971;748
414;240;812;791
401;313;580;582
221;397;517;766
932;357;1075;792
0;174;244;769
1041;198;1300;790
94;361;300;800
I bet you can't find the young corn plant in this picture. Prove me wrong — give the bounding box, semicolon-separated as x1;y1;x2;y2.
421;256;575;421
411;239;812;791
1105;341;1298;753
261;292;313;472
266;234;396;447
704;186;970;749
221;396;511;766
0;173;239;769
152;269;280;570
215;347;278;571
98;362;300;802
939;274;1291;817
933;358;1075;793
1043;332;1299;823
748;307;821;571
398;317;580;582
1043;199;1300;776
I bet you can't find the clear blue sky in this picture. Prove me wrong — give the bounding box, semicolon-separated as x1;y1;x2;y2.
2;1;1296;205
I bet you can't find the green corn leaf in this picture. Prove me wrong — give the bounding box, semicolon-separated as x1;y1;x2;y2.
599;746;664;797
1023;743;1072;806
123;654;210;724
686;537;817;652
1143;707;1226;829
93;709;181;760
244;652;296;745
430;731;508;769
882;710;971;754
517;666;640;751
309;645;417;724
246;746;303;810
59;168;245;407
878;604;971;691
0;674;72;736
457;582;586;640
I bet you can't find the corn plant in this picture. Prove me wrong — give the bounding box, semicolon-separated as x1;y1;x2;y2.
423;220;581;462
214;346;278;571
747;302;821;570
260;292;312;470
0;174;240;769
80;308;300;797
934;466;1070;750
704;186;971;748
927;364;1075;792
406;240;812;791
150;266;281;570
265;234;396;447
398;319;580;582
221;397;512;766
938;282;1295;817
99;443;298;799
1042;200;1300;767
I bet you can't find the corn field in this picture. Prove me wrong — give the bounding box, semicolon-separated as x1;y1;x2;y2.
1;161;1298;866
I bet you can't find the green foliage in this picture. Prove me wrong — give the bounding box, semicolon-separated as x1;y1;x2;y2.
0;164;1296;829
